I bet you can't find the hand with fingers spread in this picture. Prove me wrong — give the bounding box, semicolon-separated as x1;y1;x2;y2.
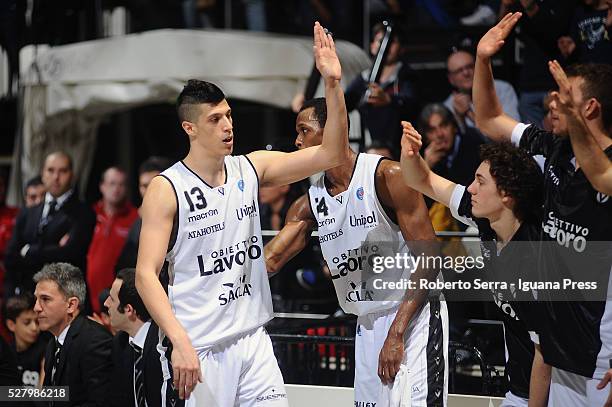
378;331;404;385
597;369;612;407
476;12;522;59
171;337;202;400
400;121;423;160
313;21;341;83
548;60;581;119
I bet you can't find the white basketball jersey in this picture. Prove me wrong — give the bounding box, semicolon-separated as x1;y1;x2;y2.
308;153;414;316
161;156;273;350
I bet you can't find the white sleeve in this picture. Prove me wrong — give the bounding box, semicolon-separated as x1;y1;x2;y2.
529;331;540;345
511;123;530;147
449;184;478;229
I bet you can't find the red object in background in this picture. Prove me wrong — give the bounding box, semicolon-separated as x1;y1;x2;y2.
86;201;138;313
0;204;19;342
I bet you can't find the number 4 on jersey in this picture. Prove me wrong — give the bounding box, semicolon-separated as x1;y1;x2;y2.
315;197;329;217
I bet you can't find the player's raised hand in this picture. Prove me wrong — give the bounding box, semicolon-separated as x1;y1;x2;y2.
549;60;581;119
476;12;522;59
313;21;341;83
401;121;422;159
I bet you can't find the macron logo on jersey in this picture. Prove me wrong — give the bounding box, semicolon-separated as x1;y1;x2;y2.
596;192;610;204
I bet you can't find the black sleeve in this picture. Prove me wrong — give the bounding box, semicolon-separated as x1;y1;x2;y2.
27;204;96;266
518;125;556;158
81;323;113;407
0;336;19;386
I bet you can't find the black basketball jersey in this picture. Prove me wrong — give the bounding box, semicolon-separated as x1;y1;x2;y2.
451;184;540;398
514;123;612;379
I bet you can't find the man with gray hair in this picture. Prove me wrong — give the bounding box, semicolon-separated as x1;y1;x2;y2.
33;262;112;406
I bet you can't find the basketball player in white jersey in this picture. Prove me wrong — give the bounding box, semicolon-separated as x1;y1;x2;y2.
265;98;449;406
135;22;349;406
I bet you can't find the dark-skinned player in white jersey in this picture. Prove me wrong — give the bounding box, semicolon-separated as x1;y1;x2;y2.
135;22;350;406
473;12;612;407
265;98;448;406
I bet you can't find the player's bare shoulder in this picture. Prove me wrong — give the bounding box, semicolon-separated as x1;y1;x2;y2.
286;193;316;225
375;158;421;209
141;175;178;219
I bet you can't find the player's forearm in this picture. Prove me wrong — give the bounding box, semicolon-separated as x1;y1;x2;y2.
473;56;508;142
567;113;612;195
320;79;349;168
136;269;191;346
400;154;432;197
265;223;310;277
528;344;551;407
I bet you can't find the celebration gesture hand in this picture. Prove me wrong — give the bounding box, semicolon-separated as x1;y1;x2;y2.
313;21;341;83
477;12;522;59
548;60;581;119
400;121;423;160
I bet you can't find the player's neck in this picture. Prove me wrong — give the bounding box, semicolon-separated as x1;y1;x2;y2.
125;319;145;339
325;150;358;190
183;150;226;187
490;210;521;245
15;336;31;353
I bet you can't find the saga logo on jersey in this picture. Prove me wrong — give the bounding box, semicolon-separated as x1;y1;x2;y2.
349;211;377;228
330;245;380;280
236;200;258;220
218;274;252;306
198;236;262;276
345;280;374;302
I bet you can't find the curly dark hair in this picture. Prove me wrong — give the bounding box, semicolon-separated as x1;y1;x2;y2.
479;142;543;223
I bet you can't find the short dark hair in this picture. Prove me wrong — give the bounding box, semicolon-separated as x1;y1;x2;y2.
479;142;544;223
116;268;150;322
300;98;327;128
299;97;351;133
33;263;86;311
138;156;172;175
5;293;35;322
177;80;225;123
418;103;458;135
566;63;612;134
25;175;43;190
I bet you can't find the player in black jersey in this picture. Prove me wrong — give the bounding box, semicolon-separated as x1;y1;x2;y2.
473;12;612;407
400;123;549;407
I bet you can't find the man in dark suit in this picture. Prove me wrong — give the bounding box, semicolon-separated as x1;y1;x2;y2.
5;151;96;298
105;268;171;407
33;262;112;406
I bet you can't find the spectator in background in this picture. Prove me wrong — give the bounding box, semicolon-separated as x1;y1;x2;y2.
0;169;18;306
559;0;612;64
24;176;45;208
365;140;395;159
115;157;170;272
34;262;112;406
345;23;417;147
419;103;484;187
4;152;96;299
444;48;520;136
105;269;166;407
499;0;576;127
5;293;46;388
86;167;138;313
